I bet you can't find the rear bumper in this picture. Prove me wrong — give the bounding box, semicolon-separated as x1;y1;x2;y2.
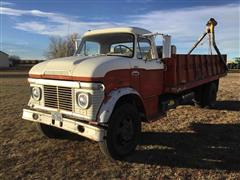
22;109;105;142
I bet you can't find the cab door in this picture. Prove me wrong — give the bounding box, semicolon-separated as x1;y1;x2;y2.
130;65;141;92
130;36;164;118
130;37;164;98
130;58;164;98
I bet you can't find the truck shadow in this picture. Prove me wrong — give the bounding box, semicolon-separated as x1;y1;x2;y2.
0;74;28;78
126;123;240;171
213;101;240;111
53;131;85;142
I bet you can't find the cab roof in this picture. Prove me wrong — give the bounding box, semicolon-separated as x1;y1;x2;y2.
83;27;151;37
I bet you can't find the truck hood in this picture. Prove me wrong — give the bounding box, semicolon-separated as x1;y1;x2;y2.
29;55;130;78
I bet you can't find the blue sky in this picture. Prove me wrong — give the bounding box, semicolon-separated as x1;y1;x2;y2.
0;0;239;60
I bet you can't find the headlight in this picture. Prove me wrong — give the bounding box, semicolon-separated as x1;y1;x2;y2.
77;93;89;109
31;87;41;100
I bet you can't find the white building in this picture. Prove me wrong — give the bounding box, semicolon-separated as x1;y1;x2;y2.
0;51;9;68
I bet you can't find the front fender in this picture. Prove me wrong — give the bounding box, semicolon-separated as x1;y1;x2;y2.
97;87;142;123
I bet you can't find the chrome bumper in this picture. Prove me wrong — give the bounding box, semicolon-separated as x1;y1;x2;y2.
22;109;105;142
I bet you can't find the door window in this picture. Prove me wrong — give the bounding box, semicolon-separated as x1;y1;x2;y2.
137;38;152;60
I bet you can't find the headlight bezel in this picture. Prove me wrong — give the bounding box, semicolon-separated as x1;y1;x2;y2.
31;86;42;101
76;92;90;109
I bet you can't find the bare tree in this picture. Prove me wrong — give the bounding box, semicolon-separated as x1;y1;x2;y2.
66;33;79;57
45;33;79;59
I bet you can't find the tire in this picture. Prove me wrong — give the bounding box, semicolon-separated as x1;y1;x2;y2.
99;103;141;160
193;86;204;107
36;123;69;139
194;82;218;108
202;82;218;108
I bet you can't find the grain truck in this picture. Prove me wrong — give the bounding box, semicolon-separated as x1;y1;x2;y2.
22;18;227;159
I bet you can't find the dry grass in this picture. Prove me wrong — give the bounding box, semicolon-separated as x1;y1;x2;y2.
0;70;240;179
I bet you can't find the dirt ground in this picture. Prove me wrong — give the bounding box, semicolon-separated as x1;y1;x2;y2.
0;70;240;179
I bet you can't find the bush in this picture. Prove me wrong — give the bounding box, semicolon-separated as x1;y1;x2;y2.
9;55;21;66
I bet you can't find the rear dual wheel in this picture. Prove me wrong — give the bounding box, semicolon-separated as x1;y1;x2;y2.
194;81;218;108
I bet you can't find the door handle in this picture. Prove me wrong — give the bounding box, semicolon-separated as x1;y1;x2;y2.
131;70;140;77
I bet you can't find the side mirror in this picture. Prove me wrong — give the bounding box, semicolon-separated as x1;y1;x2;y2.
162;35;171;58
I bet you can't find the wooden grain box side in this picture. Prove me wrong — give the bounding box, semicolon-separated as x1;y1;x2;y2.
163;54;227;93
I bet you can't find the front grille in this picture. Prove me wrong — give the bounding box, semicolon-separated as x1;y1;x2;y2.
44;85;72;111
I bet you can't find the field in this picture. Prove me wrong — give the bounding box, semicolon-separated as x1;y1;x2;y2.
0;70;240;179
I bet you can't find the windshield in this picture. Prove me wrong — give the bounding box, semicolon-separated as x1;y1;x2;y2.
76;33;134;58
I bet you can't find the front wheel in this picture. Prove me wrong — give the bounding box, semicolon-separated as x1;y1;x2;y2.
99;103;141;160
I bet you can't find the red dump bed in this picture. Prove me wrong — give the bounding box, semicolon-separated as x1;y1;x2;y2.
163;54;227;93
